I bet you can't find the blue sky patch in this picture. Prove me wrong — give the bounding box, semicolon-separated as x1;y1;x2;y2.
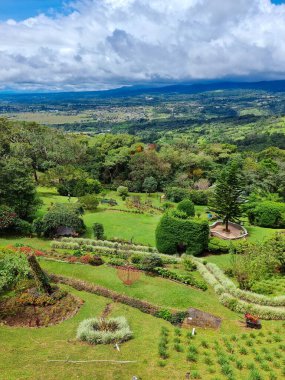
0;0;69;21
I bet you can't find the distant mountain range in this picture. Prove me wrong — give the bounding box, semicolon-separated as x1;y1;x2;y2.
1;80;285;103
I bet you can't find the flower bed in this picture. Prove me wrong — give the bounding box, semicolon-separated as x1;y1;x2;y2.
77;316;132;345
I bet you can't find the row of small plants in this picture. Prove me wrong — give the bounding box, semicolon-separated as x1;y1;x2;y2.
50;240;179;264
60;237;159;253
50;241;151;256
106;207;145;214
193;258;285;320
206;262;285;307
157;325;285;379
154;267;208;291
50;274;187;325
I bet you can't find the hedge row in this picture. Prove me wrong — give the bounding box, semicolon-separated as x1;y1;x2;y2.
192;258;285;320
206;262;285;307
219;293;285;320
60;237;158;253
155;267;208;291
51;241;151;258
50;274;187;325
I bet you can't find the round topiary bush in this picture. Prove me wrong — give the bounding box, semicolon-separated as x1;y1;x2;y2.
155;211;209;255
76;317;132;344
177;199;195;217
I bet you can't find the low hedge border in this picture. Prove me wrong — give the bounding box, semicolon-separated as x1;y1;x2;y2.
192;258;285;320
50;240;180;264
206;262;285;307
154;267;208;291
50;274;187;325
60;237;159;253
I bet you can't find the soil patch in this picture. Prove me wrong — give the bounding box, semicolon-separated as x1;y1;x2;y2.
0;293;83;328
183;307;222;329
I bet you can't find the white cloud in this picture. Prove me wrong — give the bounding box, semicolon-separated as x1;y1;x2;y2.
0;0;285;90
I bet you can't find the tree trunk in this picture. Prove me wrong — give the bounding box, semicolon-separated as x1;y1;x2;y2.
225;219;229;233
27;255;53;294
33;169;39;184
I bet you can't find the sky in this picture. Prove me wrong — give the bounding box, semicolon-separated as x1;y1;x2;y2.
0;0;285;91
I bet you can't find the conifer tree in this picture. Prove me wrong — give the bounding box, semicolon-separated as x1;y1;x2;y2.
210;160;245;232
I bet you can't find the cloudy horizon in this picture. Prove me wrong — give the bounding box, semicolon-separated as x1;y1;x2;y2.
1;0;285;92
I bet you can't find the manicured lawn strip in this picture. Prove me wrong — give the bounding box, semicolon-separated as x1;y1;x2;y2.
83;210;161;245
40;259;240;333
205;254;232;269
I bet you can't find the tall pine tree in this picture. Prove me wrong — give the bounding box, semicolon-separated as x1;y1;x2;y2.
210;160;245;232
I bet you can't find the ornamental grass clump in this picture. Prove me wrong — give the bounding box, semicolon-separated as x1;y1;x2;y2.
76;316;132;345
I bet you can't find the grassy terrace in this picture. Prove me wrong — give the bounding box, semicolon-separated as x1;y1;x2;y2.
1;272;284;380
40;259;238;332
1;187;285;379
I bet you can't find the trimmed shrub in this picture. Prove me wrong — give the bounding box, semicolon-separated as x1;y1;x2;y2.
177;199;195;217
117;186;128;197
37;204;85;237
78;194;99;211
93;223;104;240
156;211;209;255
77;316;132;344
208;237;230;254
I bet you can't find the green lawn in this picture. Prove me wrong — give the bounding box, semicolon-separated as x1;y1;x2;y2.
83;210;160;245
1;272;284;380
40;259;246;334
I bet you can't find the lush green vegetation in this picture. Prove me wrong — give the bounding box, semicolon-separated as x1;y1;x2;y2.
1;85;285;379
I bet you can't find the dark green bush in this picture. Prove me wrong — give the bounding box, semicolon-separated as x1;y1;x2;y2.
130;253;145;264
155;211;209;255
88;256;104;266
14;219;33;235
58;178;102;197
177;199;195;217
79;194;99;210
140;254;163;271
208;237;230;253
247;201;285;228
93;223;104;239
36;204;86;237
165;187;209;205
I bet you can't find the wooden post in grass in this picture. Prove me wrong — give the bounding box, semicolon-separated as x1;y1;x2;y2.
27;255;53;295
